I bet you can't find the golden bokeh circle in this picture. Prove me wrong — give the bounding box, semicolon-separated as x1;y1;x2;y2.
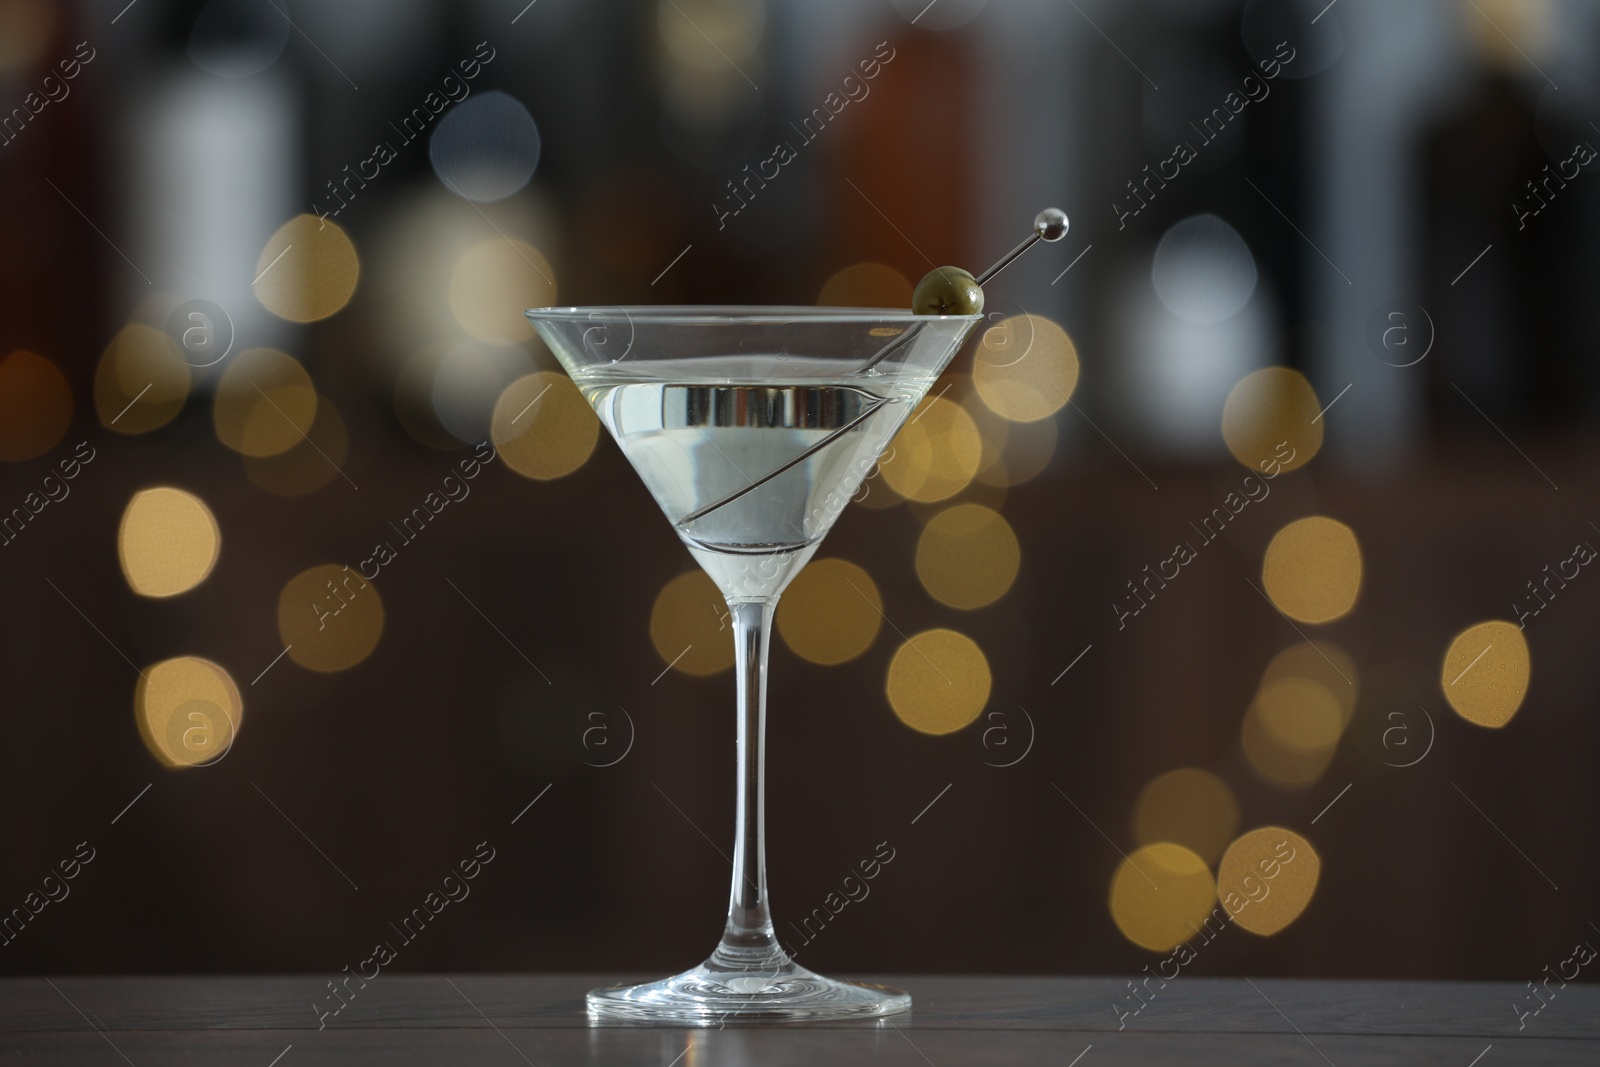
915;504;1020;610
255;214;361;323
0;350;72;461
1261;642;1359;726
135;656;242;769
972;314;1078;423
775;558;883;666
117;488;222;598
878;395;982;503
450;239;557;343
1108;843;1216;952
886;628;991;735
244;396;349;496
95;323;190;434
817;262;913;308
491;371;599;481
1241;697;1338;788
1441;620;1529;728
162;699;234;767
1253;677;1343;752
214;348;318;457
649;570;735;677
278;563;385;673
1217;827;1320;936
1222;366;1322;473
1262;516;1362;624
1131;768;1241;866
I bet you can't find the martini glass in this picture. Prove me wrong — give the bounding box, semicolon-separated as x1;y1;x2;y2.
525;306;982;1023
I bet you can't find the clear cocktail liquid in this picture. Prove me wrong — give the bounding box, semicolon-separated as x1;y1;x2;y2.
578;358;933;599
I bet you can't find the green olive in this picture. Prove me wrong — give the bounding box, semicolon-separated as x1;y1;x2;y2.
912;266;984;315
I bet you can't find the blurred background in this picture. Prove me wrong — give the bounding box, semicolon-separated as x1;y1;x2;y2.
2;0;1598;983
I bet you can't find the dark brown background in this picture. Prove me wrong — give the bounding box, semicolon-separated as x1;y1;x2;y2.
1;0;1597;982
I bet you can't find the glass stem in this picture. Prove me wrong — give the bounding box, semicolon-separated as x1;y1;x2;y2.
710;597;786;972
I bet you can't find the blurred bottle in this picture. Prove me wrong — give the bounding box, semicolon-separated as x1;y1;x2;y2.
1420;0;1600;429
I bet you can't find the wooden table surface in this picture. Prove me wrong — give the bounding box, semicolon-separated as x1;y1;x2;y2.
3;974;1595;1064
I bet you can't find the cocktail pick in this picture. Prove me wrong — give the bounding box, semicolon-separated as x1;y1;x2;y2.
858;208;1070;373
974;207;1069;285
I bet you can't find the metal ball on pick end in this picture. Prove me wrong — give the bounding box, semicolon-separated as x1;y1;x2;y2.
1034;207;1069;242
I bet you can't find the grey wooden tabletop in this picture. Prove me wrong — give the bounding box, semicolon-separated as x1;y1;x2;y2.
3;974;1594;1064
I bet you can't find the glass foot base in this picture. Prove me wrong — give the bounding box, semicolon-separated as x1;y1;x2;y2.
587;957;910;1024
